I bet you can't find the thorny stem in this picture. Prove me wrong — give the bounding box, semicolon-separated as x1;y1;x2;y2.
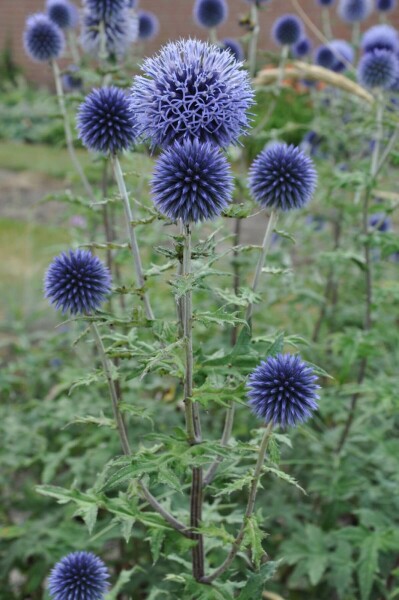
111;155;154;320
51;60;96;203
201;423;273;584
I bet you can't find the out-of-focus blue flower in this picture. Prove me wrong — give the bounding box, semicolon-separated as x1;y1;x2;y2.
47;0;78;29
338;0;373;22
293;37;312;58
138;10;159;40
317;0;336;5
77;86;136;154
62;65;82;91
361;24;399;53
300;130;324;157
48;551;110;600
130;39;254;148
222;38;245;61
45;249;112;315
81;9;138;57
369;213;390;231
249;143;317;211
306;214;325;231
24;13;65;62
375;0;396;10
247;353;320;428
329;39;354;71
314;45;336;68
84;0;127;19
193;0;228;28
357;49;399;89
272;14;304;46
151;138;233;223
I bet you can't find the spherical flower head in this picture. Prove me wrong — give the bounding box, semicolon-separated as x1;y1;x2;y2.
314;45;335;68
357;49;399;89
193;0;228;29
338;0;373;23
222;38;245;61
81;9;138;58
293;37;312;58
44;249;112;315
376;0;396;11
23;13;65;62
151;139;233;223
77;87;136;154
361;25;399;54
138;11;159;40
369;213;390;231
130;39;254;149
329;39;354;72
47;0;78;30
249;143;317;211
272;14;304;46
48;551;110;600
247;354;320;428
62;65;82;91
84;0;128;19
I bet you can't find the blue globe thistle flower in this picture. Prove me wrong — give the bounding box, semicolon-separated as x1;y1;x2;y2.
222;38;245;61
317;0;335;6
329;39;354;72
138;11;159;40
314;45;335;68
23;13;65;62
193;0;228;29
376;0;396;11
338;0;373;22
81;9;138;57
151;138;233;223
272;14;304;46
361;25;399;54
84;0;127;19
47;0;78;29
130;39;254;149
249;143;317;211
62;65;82;91
247;354;320;428
293;37;312;58
48;551;110;600
77;86;136;154
369;213;390;231
357;49;399;89
45;249;112;315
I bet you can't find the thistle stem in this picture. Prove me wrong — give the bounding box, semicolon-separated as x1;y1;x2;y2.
67;29;80;64
321;7;333;40
277;45;289;89
51;60;96;203
111;155;154;320
201;423;273;584
203;401;235;487
248;3;260;77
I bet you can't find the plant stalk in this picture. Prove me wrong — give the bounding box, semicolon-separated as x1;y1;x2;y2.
248;3;260;78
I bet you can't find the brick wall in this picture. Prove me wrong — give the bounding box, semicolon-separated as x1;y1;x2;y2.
1;0;398;87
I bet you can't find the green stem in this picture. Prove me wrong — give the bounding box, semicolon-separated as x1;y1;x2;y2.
321;7;333;40
248;3;259;77
67;30;80;64
277;45;289;89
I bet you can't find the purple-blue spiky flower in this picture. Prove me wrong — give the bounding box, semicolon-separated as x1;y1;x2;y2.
329;39;354;71
62;65;82;91
45;249;111;315
23;13;65;62
222;38;245;61
138;10;159;40
81;9;138;57
130;39;254;149
48;551;110;600
84;0;127;19
314;45;336;68
47;0;78;29
375;0;396;10
247;354;320;428
293;37;312;58
357;49;399;89
338;0;373;22
193;0;228;28
272;14;303;46
249;143;317;211
77;86;136;154
151;138;233;223
361;25;399;53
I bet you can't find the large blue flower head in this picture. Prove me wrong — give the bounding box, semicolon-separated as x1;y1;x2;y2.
361;25;399;54
222;38;245;61
247;354;320;428
329;39;354;72
338;0;373;22
23;13;65;62
249;143;317;211
138;11;159;40
293;37;312;58
314;45;336;68
130;39;254;149
376;0;396;10
272;14;304;46
81;9;138;57
48;551;110;600
77;86;136;154
151;138;233;223
83;0;128;19
357;49;399;89
45;249;112;315
193;0;228;28
46;0;78;29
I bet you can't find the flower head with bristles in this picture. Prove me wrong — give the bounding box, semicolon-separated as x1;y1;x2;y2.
361;24;399;54
293;37;312;58
193;0;228;28
46;0;78;29
48;551;110;600
272;14;303;46
357;49;399;89
329;39;354;72
375;0;396;10
138;11;159;40
314;45;336;68
23;13;65;62
84;0;128;19
338;0;373;22
81;9;138;58
222;38;245;61
247;354;320;428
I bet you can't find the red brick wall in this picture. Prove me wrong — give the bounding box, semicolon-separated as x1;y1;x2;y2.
1;0;398;87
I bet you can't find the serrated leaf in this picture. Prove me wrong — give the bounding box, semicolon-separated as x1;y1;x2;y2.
213;473;253;497
358;533;380;600
148;528;166;564
157;466;182;492
243;516;267;569
237;562;278;600
120;516;135;543
264;467;306;494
